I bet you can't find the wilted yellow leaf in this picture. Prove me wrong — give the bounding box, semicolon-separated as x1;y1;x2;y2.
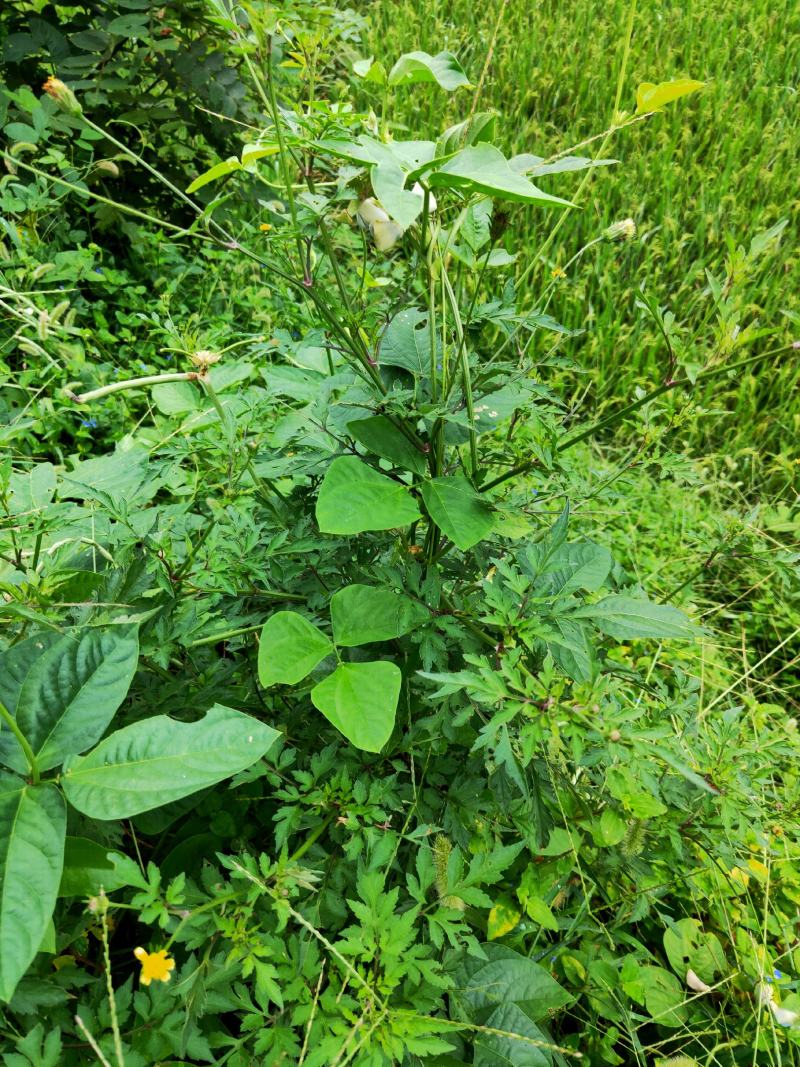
487;897;522;940
636;78;704;114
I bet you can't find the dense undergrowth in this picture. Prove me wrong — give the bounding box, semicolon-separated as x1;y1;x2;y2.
0;1;799;1065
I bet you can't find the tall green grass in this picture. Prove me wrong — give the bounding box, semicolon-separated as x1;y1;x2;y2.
362;0;799;466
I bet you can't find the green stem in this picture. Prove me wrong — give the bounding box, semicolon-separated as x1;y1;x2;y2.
67;372;199;405
0;700;39;784
4;155;208;238
186;617;300;649
441;269;478;481
480;343;795;493
289;815;335;862
200;378;287;508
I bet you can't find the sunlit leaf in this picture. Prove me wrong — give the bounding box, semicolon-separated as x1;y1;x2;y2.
636;78;704;114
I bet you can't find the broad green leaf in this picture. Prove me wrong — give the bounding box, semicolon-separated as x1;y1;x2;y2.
473;1003;551;1067
353;56;387;84
330;585;428;646
546;617;596;683
8;463;57;513
151;380;200;415
372;159;425;228
62;704;279;819
638;965;688;1027
186;156;242;193
451;944;572;1021
311;661;401;752
636;78;704;114
388;50;470;91
519;893;559;931
380;308;436;377
421;475;494;550
595;808;627;847
58;836;136;898
0;626;139;774
0;776;66;1002
257;611;333;687
61;446;154;505
540;541;613;598
429;144;573;206
348;415;429;475
572;594;701;640
663;918;727;982
316;457;421;535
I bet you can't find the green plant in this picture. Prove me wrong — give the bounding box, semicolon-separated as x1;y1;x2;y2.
0;1;798;1064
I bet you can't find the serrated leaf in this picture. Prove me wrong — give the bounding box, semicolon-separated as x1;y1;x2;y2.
257;611;333;687
0;776;65;1002
421;475;494;550
61;705;279;819
316;457;421;535
311;661;401;752
330;585;428;646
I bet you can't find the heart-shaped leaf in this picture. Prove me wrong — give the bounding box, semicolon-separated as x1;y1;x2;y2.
316;457;421;535
421;475;495;550
429;144;573;207
258;611;333;687
636;78;704;114
311;661;401;752
330;585;429;646
348;415;429;475
388;51;471;92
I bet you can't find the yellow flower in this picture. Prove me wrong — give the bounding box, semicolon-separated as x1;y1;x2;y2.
41;77;82;116
550;266;566;279
259;223;272;232
133;946;175;985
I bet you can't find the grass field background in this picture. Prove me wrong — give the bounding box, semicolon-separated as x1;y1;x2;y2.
364;0;799;469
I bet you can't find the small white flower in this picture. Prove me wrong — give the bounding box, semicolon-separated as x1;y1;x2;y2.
412;182;437;213
757;981;775;1005
357;197;390;228
769;1001;799;1027
686;969;712;994
357;198;404;252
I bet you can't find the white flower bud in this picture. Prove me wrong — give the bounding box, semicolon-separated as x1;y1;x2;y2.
769;1001;799;1027
357;197;390;228
686;969;712;994
604;217;636;242
412;182;437;213
357;198;404;252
